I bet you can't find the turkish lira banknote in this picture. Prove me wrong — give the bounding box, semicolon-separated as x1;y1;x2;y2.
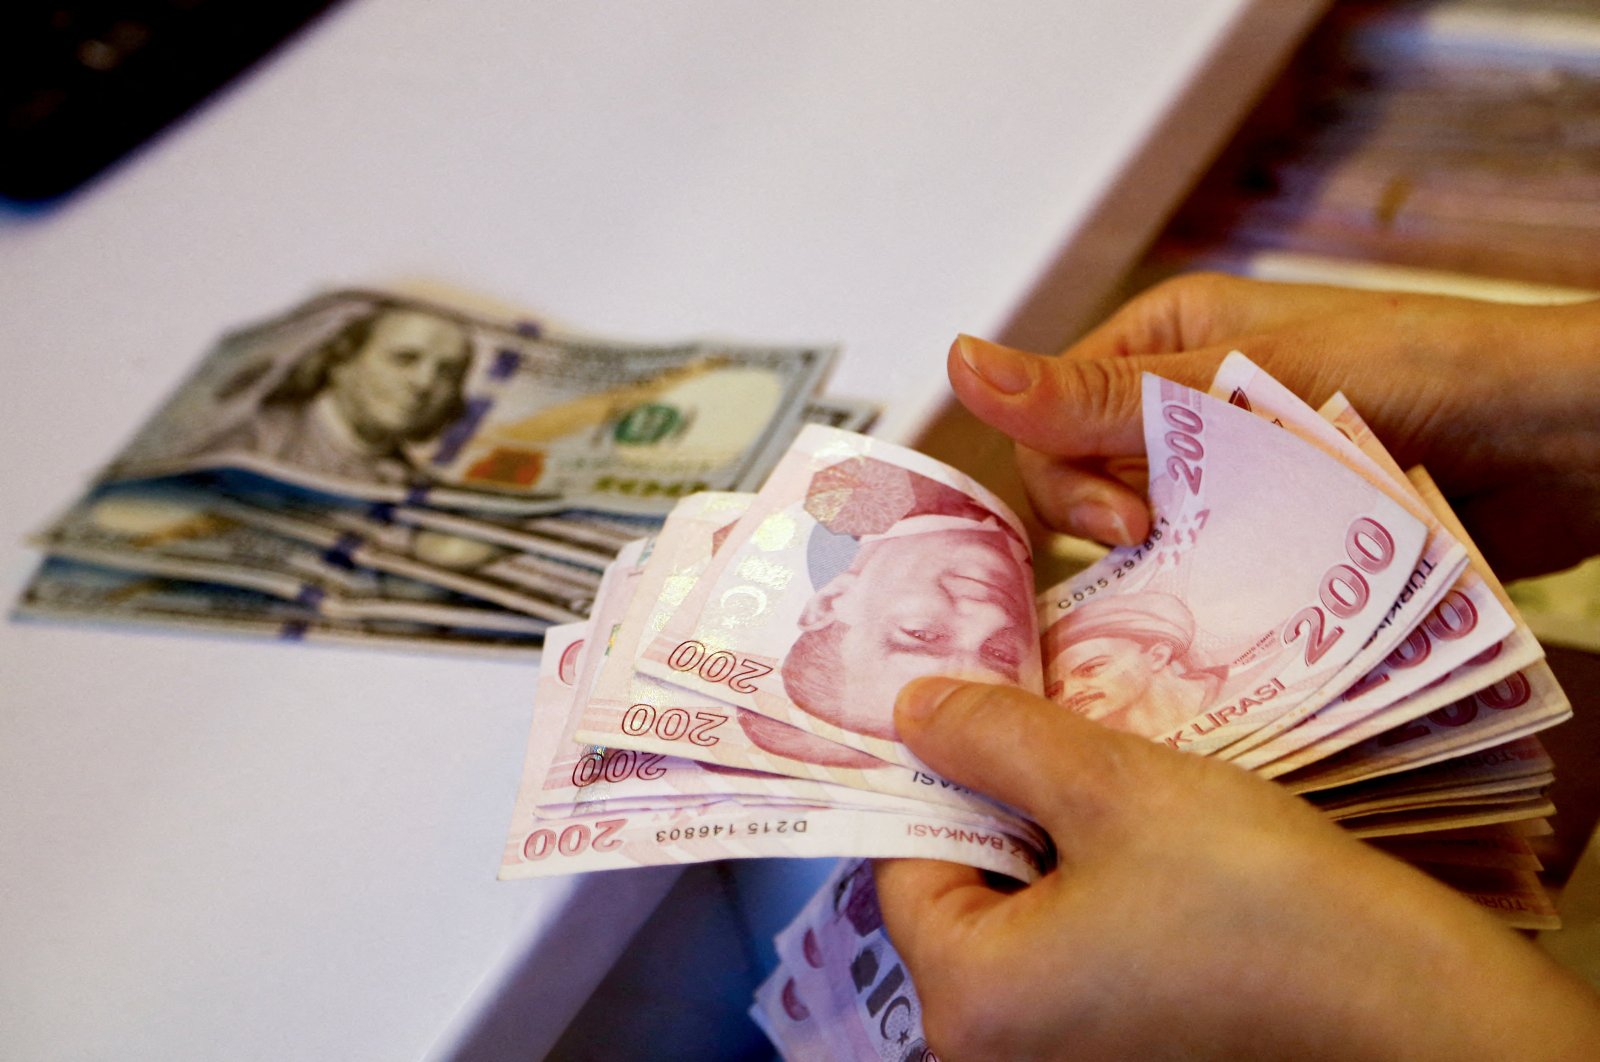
499;621;1048;881
757;859;936;1062
509;355;1572;922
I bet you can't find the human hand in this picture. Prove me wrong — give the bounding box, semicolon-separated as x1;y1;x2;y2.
874;677;1600;1061
949;274;1600;580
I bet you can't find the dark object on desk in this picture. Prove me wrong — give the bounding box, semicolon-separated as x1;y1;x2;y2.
1;0;341;203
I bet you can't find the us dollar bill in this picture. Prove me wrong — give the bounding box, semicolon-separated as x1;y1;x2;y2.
101;289;837;515
202;480;597;623
14;558;546;656
327;395;884;565
32;479;562;631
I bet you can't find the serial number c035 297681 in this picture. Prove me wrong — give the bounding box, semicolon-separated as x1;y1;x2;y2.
656;819;809;844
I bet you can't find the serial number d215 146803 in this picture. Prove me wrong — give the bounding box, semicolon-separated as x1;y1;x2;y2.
656;819;808;844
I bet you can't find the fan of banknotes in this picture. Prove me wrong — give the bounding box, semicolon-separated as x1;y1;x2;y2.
754;857;935;1061
14;289;873;654
497;349;1573;1033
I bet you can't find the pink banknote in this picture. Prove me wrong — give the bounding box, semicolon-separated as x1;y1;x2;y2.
1203;355;1514;763
1297;736;1553;806
629;424;1041;773
1273;659;1571;792
1244;466;1555;778
501;570;1048;879
1205;356;1471;749
568;492;1020;819
770;859;934;1062
500;619;596;855
1038;374;1431;754
752;967;834;1061
499;795;1047;880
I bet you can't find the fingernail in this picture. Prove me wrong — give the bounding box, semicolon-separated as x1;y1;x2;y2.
897;676;965;722
955;334;1034;395
1068;500;1134;546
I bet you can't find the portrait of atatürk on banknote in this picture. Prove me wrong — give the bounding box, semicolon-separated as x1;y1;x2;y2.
773;456;1035;752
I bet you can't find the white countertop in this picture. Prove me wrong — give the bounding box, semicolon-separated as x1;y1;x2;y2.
0;2;1324;1058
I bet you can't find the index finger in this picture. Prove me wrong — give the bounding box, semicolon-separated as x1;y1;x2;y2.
1065;272;1370;360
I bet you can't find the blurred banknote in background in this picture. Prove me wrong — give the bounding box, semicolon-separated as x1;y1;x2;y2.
1509;558;1600;654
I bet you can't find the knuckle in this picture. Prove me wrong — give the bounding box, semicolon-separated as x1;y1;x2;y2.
1046;355;1143;425
1168;272;1237;349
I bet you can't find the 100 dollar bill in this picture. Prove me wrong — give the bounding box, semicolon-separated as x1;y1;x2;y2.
15;557;546;656
102;289;837;515
33;480;563;631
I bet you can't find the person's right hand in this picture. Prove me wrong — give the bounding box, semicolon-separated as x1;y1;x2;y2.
875;676;1600;1061
948;274;1600;580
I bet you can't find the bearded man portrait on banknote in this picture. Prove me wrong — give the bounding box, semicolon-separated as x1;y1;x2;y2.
196;304;472;484
1042;590;1226;736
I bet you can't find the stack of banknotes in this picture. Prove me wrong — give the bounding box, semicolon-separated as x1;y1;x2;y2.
1164;0;1600;292
499;352;1572;949
759;842;1592;1060
754;858;936;1061
15;289;870;654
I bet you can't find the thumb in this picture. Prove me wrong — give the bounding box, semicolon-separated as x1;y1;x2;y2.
895;676;1155;851
948;333;1225;461
947;333;1230;545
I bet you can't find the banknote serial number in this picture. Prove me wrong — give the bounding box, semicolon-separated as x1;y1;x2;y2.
656;819;808;844
665;639;773;693
1054;519;1167;609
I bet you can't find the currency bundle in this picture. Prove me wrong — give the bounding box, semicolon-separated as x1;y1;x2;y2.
754;859;935;1061
498;354;1571;950
1162;2;1600;292
15;289;861;654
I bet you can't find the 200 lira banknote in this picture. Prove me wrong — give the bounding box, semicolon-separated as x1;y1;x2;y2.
511;354;1571;895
